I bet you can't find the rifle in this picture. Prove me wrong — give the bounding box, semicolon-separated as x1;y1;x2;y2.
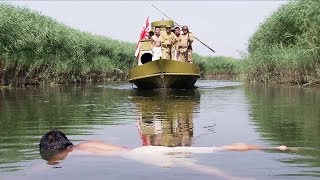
186;32;190;62
151;4;215;53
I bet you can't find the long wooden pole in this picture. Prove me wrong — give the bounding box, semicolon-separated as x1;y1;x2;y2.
151;4;215;53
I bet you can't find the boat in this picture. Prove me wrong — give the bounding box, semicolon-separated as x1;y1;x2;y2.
128;20;200;89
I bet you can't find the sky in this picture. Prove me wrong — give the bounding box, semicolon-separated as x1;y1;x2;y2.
6;1;287;58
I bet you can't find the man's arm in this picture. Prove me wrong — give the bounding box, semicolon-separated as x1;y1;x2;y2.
160;34;166;47
219;143;287;152
156;143;287;154
189;32;194;43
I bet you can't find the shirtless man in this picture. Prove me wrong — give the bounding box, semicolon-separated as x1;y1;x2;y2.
151;27;162;60
40;130;288;179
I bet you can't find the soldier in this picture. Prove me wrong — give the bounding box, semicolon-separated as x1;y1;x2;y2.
178;25;194;63
160;25;175;60
151;27;162;60
173;26;181;61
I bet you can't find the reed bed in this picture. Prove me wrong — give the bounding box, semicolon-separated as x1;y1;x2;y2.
244;0;320;85
0;4;135;86
193;54;240;80
0;3;239;86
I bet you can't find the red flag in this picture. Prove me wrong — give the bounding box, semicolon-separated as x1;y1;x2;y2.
135;17;150;58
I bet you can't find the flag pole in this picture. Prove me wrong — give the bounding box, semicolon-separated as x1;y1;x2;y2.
151;4;215;53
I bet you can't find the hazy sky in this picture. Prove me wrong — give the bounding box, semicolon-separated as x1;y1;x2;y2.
7;1;287;58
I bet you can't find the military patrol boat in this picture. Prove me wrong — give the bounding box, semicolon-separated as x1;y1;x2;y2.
128;20;200;89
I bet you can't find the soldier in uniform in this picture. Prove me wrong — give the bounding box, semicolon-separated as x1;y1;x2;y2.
173;26;181;61
178;25;194;63
160;25;175;60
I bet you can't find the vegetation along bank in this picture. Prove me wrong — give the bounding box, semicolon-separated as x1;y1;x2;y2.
1;0;318;86
0;4;238;86
243;0;320;85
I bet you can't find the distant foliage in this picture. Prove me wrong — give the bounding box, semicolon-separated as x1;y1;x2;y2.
245;0;320;84
0;3;242;86
193;54;240;79
0;4;135;85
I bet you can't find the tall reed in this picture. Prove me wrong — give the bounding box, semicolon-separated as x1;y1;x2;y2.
244;0;320;85
0;3;242;86
0;4;136;86
193;54;240;79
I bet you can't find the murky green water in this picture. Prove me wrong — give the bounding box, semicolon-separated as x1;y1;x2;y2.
0;80;319;179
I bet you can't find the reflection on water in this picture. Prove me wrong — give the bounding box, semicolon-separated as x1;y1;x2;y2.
132;89;200;147
0;81;320;179
245;84;320;176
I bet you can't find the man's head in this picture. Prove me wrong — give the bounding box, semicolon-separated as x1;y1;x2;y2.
155;27;161;36
148;30;154;39
166;25;172;33
175;26;180;36
182;25;189;34
39;130;73;151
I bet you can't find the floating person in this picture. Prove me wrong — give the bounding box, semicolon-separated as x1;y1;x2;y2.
179;25;194;63
151;27;162;60
39;130;288;179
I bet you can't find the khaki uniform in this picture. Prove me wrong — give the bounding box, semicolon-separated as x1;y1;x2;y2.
174;35;180;61
178;32;194;63
160;32;175;60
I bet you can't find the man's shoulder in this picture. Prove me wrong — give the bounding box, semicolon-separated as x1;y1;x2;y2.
180;34;187;38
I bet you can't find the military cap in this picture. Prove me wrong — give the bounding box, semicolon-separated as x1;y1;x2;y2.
182;25;189;30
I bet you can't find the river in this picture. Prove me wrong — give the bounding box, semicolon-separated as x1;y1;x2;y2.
0;80;319;179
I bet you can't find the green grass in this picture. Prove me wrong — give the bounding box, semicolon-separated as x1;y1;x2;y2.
244;0;320;85
0;3;136;86
0;3;239;86
193;54;240;79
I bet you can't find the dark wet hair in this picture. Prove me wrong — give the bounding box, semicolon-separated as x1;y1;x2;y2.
39;130;73;151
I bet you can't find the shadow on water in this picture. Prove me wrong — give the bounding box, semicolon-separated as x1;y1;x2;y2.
130;89;200;147
245;83;320;175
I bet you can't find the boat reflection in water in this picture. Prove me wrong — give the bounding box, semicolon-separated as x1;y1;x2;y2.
131;89;200;147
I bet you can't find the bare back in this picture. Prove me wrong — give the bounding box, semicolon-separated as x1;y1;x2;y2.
73;140;130;154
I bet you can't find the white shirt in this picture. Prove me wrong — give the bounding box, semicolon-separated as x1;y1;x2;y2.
123;146;219;167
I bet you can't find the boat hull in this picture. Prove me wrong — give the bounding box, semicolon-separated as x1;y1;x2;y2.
128;59;200;89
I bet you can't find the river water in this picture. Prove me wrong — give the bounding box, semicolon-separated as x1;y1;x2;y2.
0;80;319;180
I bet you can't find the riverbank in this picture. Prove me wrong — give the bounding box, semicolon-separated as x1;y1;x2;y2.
1;2;318;87
0;3;238;86
0;4;135;86
243;0;319;86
